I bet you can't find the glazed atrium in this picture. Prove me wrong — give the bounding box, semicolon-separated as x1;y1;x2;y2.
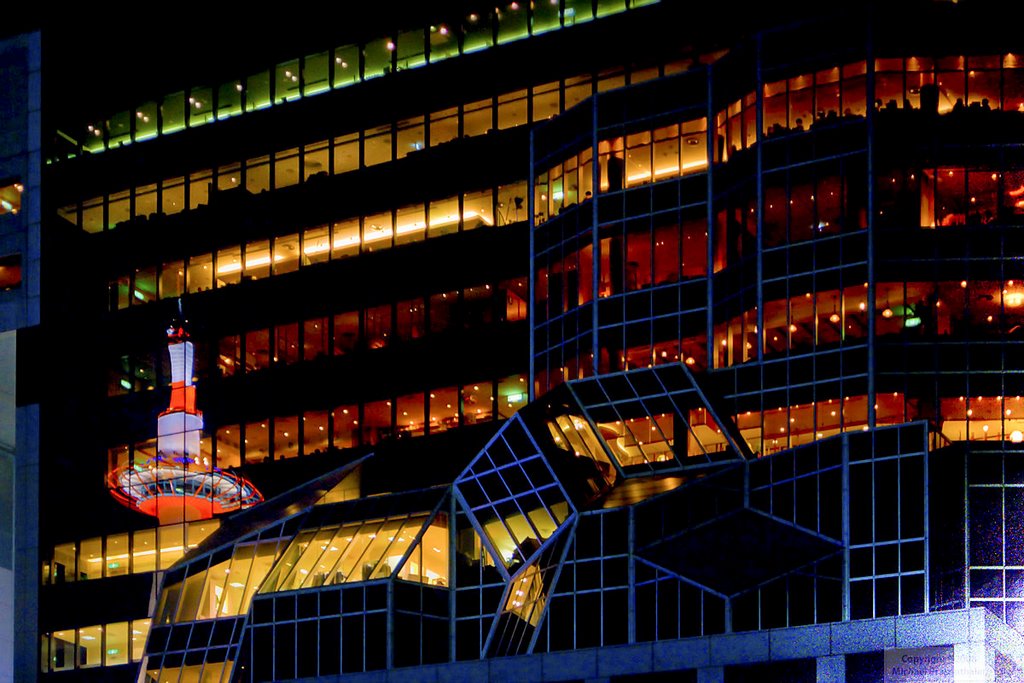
18;1;1024;681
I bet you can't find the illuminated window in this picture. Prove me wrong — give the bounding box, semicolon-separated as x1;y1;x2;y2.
0;181;23;215
258;513;449;593
0;254;21;291
41;618;150;672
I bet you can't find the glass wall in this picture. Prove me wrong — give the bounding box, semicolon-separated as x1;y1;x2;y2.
877;164;1024;229
41;619;151;673
43;520;219;584
533;53;1024;381
456;417;573;571
105;187;527;311
966;440;1024;626
711;283;869;370
65;2;656;160
109;280;525;396
155;539;286;624
732;394;875;457
259;513;448;593
761;158;868;246
535;117;707;225
63;59;681;233
760;62;868;141
106;374;525;472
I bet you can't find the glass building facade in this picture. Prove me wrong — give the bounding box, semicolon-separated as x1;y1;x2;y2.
31;2;1024;682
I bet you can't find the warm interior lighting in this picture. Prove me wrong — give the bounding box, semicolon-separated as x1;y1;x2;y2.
183;206;499;279
244;255;272;268
332;235;360;249
0;182;22;216
362;227;393;244
626;159;707;183
395;209;492;235
303;242;330;255
829;312;841;324
882;307;894;318
85;544;187;564
1012;430;1024;443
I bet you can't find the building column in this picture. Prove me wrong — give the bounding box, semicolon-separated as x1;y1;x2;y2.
817;655;846;682
697;666;724;683
954;642;992;683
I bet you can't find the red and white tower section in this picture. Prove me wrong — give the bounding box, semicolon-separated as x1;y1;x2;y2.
109;324;262;524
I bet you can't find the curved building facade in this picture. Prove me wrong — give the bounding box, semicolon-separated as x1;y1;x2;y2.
534;3;1024;634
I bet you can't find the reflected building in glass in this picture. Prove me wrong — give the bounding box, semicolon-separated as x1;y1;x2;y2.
32;2;1024;682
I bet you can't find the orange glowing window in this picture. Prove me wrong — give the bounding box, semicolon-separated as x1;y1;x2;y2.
0;254;21;290
0;181;22;216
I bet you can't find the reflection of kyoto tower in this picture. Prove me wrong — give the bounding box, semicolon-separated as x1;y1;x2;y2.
109;316;262;524
160;322;202;469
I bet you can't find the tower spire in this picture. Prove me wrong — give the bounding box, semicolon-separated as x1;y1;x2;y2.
108;317;263;523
